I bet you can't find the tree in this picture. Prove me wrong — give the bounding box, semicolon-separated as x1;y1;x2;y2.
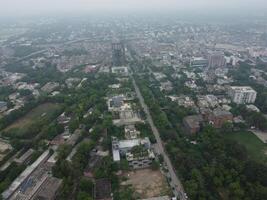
79;178;94;193
151;160;160;170
77;191;93;200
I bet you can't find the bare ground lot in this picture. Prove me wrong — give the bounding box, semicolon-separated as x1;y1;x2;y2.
121;169;170;199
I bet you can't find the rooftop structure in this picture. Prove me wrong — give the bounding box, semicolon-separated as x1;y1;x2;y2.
0;101;7;112
2;150;50;199
107;95;125;112
209;109;233;128
94;179;112;200
14;149;34;164
113;109;142;126
124;125;140;139
190;57;208;68
112;137;152;162
66;129;82;146
41;82;59;93
126;147;155;169
208;51;226;69
57;112;71;125
111;66;129;76
205;95;219;108
183;115;204;135
259;56;267;64
0;140;12;154
246;104;260;112
32;176;62;200
160;81;173;92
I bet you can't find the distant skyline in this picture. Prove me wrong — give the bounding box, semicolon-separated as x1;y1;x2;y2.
1;0;267;17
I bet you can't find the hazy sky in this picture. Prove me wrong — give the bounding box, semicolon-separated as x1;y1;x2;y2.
1;0;267;17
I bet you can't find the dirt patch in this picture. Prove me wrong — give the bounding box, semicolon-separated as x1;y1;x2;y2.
121;169;170;199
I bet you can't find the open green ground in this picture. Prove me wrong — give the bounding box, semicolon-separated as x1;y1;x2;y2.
224;131;267;163
4;103;61;133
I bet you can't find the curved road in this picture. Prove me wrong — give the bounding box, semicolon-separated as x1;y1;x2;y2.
132;76;188;200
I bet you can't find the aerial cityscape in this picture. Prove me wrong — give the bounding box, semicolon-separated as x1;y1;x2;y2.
0;0;267;200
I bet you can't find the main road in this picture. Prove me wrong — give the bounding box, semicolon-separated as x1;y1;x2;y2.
131;76;188;200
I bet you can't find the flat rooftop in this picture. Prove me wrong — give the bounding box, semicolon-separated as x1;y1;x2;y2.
230;86;256;92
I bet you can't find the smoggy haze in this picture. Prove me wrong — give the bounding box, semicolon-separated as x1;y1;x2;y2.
1;0;267;17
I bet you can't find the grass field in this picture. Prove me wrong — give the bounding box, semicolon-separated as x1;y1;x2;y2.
224;131;267;163
4;103;61;135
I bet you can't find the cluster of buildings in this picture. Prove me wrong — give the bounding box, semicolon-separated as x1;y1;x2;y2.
183;86;258;135
107;94;142;126
108;94;155;168
183;108;233;135
2;150;62;200
108;52;156;169
112;135;155;169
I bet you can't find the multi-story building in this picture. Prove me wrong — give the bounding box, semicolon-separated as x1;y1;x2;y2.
112;137;155;169
190;57;208;68
112;42;125;66
205;52;226;82
228;86;257;104
208;52;226;69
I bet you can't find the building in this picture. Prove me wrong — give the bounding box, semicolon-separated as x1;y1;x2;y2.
14;149;34;164
126;147;155;169
112;137;155;169
228;86;257;104
208;109;233;128
0;101;7;112
2;150;50;199
208;52;226;69
0;140;12;162
94;179;112;200
111;66;129;76
113;109;142;126
41;82;59;93
246;104;260;112
206;52;226;82
112;42;125;66
183;115;204;135
259;56;267;64
160;81;173;92
107;95;125;112
32;176;62;200
190;57;208;68
124;125;140;139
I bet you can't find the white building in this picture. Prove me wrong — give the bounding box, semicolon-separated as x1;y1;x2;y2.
111;66;129;76
111;137;154;169
228;86;257;104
